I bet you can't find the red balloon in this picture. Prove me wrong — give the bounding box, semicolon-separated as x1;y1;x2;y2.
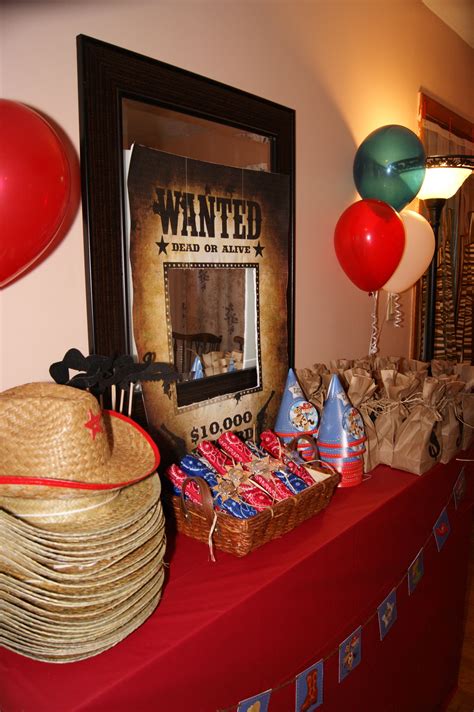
0;100;70;287
334;199;405;292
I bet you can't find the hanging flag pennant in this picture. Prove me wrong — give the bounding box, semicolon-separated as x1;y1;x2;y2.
377;588;397;640
433;508;451;552
237;689;272;712
338;626;362;682
408;548;424;595
295;659;324;711
274;368;319;460
453;466;466;509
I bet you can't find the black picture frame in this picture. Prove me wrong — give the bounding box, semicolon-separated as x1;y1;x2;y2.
76;35;295;413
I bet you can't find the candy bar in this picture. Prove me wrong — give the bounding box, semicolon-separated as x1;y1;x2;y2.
179;455;257;519
217;432;293;501
245;440;308;494
259;430;317;486
196;441;273;512
165;464;203;504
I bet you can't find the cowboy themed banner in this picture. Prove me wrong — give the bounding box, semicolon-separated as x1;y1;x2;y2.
220;462;467;711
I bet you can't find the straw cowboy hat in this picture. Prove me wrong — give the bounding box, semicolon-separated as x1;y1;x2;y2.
0;382;160;498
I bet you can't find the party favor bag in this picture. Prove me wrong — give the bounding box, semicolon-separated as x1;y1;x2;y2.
437;379;464;463
392;378;444;475
374;370;419;466
297;363;329;412
459;392;474;451
452;364;474;451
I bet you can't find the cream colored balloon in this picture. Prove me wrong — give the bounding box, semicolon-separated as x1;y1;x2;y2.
382;210;435;294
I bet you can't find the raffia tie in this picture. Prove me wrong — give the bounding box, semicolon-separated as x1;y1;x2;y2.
247;455;281;480
225;463;275;499
454;403;474;429
214;478;241;503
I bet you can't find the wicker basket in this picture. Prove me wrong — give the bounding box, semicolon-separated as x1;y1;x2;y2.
170;465;339;557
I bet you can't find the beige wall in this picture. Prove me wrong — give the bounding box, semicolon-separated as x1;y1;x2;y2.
1;0;473;390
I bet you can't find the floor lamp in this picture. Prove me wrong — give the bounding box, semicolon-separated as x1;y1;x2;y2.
416;155;473;362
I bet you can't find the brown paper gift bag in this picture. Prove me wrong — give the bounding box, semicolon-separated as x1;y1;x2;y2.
297;364;329;412
374;370;420;467
430;359;457;378
460;393;474;451
434;379;464;464
400;358;430;381
435;380;463;463
454;363;474;391
391;378;444;475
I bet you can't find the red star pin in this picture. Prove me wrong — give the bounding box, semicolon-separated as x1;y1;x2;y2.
84;410;103;440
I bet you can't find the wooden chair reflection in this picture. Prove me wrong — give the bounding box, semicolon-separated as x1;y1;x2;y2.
172;332;223;374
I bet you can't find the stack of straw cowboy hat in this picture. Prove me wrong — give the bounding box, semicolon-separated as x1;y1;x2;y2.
0;381;166;663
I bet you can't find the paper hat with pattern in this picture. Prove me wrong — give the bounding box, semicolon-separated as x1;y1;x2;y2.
274;369;319;459
0;382;160;498
317;374;365;487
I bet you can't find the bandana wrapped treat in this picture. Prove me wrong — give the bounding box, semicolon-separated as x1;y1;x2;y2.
259;430;334;485
168;433;339;557
165;464;203;505
274;369;319;460
317;374;366;487
196;440;273;511
245;439;308;494
217;431;295;500
179;455;257;519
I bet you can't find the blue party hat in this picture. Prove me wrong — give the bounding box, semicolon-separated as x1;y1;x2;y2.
318;374;365;487
191;355;204;380
274;369;319;458
318;374;365;449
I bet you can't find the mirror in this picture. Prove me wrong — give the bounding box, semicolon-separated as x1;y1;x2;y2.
165;264;259;406
77;35;295;453
121;98;268;404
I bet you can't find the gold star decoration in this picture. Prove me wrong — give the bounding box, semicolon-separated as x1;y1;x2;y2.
226;463;252;489
215;478;240;503
248;455;281;480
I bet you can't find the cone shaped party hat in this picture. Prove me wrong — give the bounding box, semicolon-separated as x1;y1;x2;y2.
191;355;204;380
274;369;319;460
317;374;365;487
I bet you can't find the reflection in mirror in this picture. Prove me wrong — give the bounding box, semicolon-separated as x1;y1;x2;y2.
122;99;272;371
122;98;272;170
165;265;259;386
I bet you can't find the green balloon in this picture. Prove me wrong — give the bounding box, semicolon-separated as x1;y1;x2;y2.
353;125;426;211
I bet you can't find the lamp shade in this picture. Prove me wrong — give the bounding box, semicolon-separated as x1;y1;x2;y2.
418;155;473;200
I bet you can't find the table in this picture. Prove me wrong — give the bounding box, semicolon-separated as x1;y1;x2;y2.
1;453;472;712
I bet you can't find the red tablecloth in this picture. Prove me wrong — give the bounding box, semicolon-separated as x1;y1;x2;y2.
1;455;472;712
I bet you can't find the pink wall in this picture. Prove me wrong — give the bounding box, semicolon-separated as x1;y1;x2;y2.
1;0;473;390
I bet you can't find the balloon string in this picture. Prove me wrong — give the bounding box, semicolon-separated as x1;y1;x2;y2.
368;291;380;356
391;292;403;327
